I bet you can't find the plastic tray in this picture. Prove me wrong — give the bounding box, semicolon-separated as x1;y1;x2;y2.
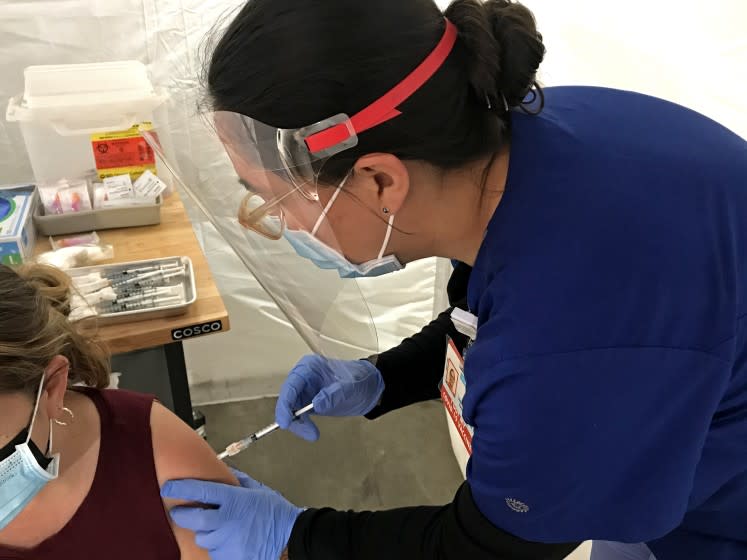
67;256;196;325
34;196;162;236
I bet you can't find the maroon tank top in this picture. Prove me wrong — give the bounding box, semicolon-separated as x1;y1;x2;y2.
0;388;180;560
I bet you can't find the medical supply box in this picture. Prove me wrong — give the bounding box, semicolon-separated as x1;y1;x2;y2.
6;61;174;235
0;184;38;265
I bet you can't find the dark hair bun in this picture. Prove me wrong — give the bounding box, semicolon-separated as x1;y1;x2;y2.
445;0;545;112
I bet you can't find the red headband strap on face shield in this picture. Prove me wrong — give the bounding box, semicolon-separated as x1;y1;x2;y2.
304;19;458;155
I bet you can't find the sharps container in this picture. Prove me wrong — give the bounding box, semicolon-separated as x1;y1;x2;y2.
6;61;172;185
6;61;180;235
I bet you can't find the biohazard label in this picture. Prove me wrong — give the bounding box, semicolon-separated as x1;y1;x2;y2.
91;123;159;180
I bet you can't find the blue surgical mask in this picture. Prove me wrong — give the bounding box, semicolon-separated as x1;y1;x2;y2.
0;376;60;530
283;176;404;278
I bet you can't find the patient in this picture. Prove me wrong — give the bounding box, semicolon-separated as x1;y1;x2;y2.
0;263;237;559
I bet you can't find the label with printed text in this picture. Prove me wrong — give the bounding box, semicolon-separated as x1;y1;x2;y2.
91;123;158;180
441;337;473;455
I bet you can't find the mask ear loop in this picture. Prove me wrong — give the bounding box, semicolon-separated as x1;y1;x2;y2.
46;420;54;457
377;214;396;259
311;172;352;236
24;375;46;446
25;374;54;457
310;170;395;261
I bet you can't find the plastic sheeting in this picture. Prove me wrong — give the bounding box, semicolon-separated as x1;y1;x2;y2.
0;0;446;404
187;220;444;403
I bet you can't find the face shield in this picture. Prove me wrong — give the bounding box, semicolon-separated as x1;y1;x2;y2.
141;18;457;358
204;111;357;251
143;119;380;358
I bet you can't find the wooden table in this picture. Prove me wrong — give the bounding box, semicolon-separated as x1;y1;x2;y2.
35;192;230;425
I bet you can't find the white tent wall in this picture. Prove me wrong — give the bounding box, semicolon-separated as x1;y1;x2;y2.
0;0;445;405
1;1;745;408
527;0;747;138
437;0;747;138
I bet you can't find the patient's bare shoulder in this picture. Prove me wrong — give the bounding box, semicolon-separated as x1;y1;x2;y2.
150;401;236;485
149;401;238;560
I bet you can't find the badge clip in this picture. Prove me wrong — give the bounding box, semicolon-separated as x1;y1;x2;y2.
450;308;478;340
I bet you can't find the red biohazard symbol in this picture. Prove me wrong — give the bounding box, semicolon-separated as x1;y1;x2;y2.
92;136;155;171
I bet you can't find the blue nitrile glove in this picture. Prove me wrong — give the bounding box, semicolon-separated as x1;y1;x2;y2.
162;468;302;560
276;354;385;441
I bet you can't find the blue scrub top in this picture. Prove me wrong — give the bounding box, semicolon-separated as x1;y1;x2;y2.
464;86;747;559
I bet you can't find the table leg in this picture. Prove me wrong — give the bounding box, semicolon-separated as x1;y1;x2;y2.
164;341;195;428
112;343;195;428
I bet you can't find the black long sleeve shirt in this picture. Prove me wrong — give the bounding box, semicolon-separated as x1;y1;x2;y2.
287;263;581;559
365;261;472;419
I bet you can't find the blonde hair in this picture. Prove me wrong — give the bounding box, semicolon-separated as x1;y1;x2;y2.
0;263;110;395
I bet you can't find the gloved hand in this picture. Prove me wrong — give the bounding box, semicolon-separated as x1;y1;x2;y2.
276;354;385;441
162;468;302;560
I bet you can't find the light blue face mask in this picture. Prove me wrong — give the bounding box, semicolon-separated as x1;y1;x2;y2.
283;175;404;278
0;376;60;531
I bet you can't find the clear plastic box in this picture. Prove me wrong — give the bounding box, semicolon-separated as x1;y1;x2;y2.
5;61;171;184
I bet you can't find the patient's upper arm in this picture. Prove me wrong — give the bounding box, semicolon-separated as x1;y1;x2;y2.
150;401;238;560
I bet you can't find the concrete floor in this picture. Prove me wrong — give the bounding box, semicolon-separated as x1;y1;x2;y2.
200;397;591;559
201;398;463;509
114;353;589;557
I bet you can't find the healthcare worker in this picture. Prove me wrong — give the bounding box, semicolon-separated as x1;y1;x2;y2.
158;0;747;559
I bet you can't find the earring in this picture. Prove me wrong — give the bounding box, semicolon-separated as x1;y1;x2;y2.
382;207;390;214
53;407;74;427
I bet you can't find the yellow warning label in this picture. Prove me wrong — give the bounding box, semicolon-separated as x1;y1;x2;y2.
96;166;157;181
91;122;158;180
90;122;153;142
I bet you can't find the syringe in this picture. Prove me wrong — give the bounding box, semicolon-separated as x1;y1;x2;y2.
217;403;314;460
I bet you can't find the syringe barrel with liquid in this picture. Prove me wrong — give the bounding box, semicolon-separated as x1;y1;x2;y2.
217;403;314;460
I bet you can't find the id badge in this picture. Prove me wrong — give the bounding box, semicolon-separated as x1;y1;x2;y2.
440;336;474;456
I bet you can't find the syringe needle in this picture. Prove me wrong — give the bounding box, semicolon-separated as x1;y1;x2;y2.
217;403;314;460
